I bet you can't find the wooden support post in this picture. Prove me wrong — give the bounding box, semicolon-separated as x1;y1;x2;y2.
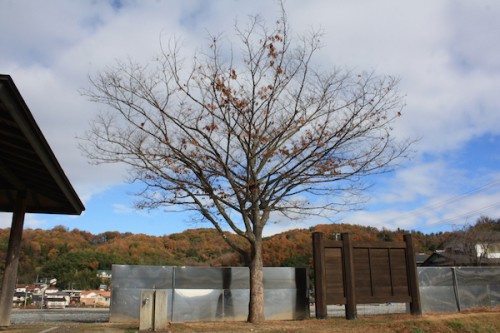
342;233;357;320
404;234;422;316
0;191;27;327
312;232;327;319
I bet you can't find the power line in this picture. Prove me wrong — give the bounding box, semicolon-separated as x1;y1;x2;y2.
388;178;500;223
417;178;500;212
433;201;500;226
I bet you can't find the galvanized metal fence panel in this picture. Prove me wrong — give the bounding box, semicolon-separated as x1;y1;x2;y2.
111;265;499;321
417;266;500;313
110;265;309;323
455;267;500;310
110;265;174;322
418;267;458;313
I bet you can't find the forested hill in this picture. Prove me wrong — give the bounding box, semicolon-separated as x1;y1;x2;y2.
0;222;461;289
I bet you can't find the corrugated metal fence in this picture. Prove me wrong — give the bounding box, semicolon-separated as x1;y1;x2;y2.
109;265;500;323
109;265;309;323
419;266;500;313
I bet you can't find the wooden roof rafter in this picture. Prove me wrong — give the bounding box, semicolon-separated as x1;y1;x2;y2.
0;74;84;215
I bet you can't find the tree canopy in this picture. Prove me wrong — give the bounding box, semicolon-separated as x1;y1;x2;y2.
3;217;498;290
81;7;411;322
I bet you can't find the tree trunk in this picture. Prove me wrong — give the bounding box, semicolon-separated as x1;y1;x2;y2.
247;239;265;323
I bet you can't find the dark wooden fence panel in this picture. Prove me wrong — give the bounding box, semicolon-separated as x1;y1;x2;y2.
325;247;345;304
391;249;410;297
313;232;421;320
353;248;371;301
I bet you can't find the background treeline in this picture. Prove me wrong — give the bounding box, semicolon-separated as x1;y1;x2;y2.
0;216;498;289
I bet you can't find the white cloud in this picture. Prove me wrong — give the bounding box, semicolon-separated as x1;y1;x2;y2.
343;167;500;232
112;203;135;214
264;214;331;237
282;1;500;154
1;0;500;235
374;160;459;204
24;215;47;229
0;213;46;229
0;213;12;229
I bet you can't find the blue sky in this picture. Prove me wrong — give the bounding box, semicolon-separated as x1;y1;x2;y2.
1;0;499;237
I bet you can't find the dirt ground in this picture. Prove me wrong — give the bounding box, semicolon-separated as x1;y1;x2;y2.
2;308;500;333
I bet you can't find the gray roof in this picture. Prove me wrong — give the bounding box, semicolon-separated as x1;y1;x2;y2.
0;74;84;215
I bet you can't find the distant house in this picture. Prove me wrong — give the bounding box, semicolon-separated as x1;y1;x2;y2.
69;292;81;306
31;294;42;306
80;290;111;307
26;284;45;295
44;286;59;294
421;250;458;266
80;290;98;306
45;295;66;309
476;243;500;259
422;236;500;267
415;253;430;266
62;290;82;306
96;291;111;307
12;292;30;307
15;285;26;293
97;270;112;280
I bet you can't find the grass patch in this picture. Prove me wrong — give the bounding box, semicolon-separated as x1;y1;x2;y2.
409;328;426;333
124;326;140;333
446;320;465;330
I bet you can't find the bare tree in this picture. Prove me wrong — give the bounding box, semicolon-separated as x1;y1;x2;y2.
81;8;411;322
445;217;500;266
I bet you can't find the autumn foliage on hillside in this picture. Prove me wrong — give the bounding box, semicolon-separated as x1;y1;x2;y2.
0;222;461;289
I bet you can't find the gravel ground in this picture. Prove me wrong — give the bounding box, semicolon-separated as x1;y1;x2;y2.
0;304;415;332
10;308;110;324
9;303;406;325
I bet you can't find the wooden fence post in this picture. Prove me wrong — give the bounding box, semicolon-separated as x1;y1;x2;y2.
342;233;357;320
312;232;327;319
404;234;422;316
